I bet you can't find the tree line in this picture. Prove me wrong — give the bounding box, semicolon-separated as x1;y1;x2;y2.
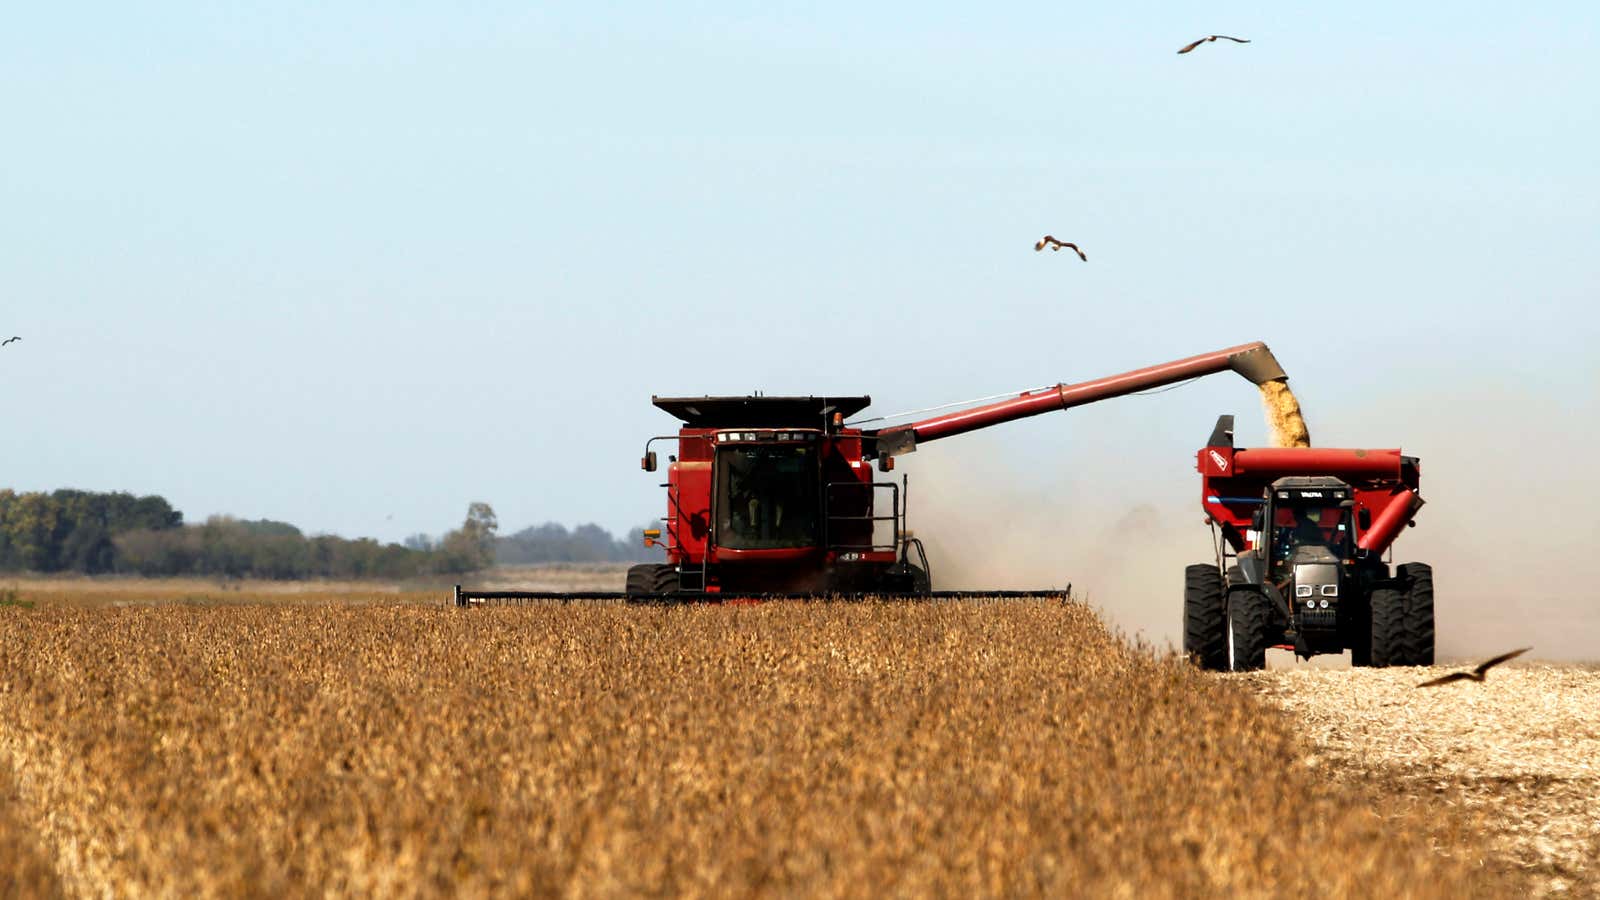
0;491;651;579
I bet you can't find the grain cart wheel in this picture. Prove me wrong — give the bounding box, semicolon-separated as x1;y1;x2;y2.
1183;565;1227;671
1228;588;1273;671
1397;563;1436;666
1368;586;1407;667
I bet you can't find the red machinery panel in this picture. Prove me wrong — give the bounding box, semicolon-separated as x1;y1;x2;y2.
1198;444;1422;555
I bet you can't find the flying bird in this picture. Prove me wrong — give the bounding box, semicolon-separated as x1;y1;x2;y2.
1416;647;1532;687
1034;236;1087;261
1;336;19;346
1177;35;1250;54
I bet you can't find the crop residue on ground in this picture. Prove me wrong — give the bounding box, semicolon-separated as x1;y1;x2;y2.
1245;665;1600;898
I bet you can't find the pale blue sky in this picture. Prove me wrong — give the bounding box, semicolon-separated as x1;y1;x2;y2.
4;3;1596;635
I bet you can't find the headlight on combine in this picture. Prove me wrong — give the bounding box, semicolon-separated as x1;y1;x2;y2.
1296;585;1314;598
1320;584;1338;597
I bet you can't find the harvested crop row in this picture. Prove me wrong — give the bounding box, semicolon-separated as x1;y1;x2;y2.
0;601;1509;897
1244;666;1600;898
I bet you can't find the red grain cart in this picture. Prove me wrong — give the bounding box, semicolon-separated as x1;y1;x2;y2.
1185;416;1433;670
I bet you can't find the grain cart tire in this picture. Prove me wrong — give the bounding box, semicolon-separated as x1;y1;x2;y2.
1228;588;1273;671
1183;564;1227;671
626;564;677;597
1397;563;1436;666
1369;586;1407;667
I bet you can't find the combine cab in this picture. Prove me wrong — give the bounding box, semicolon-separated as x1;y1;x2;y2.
1184;416;1434;670
627;341;1290;598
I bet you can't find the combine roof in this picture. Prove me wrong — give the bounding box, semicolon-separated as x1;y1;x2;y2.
652;395;871;428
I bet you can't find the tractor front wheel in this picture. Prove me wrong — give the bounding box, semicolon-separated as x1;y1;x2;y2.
1228;588;1274;671
1183;564;1227;671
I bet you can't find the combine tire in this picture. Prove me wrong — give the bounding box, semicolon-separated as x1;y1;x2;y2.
906;563;931;594
625;564;678;597
1228;588;1273;671
1368;587;1407;666
1397;562;1436;666
1183;564;1227;671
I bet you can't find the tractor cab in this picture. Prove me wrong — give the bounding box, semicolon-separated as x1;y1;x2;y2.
1260;477;1354;578
1253;476;1357;653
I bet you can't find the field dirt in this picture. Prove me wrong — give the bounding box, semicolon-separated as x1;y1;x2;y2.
0;598;1517;898
1244;665;1600;897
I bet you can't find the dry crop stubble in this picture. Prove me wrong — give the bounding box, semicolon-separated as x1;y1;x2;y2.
1244;666;1600;897
0;600;1512;897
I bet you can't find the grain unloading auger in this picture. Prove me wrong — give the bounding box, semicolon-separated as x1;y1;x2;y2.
451;341;1287;606
1183;416;1433;670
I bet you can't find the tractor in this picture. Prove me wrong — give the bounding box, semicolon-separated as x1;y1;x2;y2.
1185;415;1434;670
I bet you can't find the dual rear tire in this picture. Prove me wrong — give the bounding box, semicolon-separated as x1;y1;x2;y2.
1368;562;1435;666
1183;564;1275;672
1227;588;1275;672
1183;565;1228;671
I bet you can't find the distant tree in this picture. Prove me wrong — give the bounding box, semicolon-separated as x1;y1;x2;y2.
436;502;499;572
494;520;662;564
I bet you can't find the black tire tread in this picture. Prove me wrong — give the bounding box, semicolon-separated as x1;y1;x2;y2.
626;564;678;596
1229;588;1273;671
1398;562;1436;666
1183;564;1227;671
1369;586;1406;667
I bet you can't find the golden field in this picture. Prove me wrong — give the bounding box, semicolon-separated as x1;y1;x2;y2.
0;591;1528;898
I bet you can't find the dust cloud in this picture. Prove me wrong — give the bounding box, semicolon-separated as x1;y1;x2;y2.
1260;379;1311;448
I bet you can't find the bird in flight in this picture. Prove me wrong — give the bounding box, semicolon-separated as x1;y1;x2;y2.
1416;647;1532;687
1034;236;1087;261
1177;35;1250;54
1;336;19;346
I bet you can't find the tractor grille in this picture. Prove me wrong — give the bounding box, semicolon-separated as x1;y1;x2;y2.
1299;607;1338;630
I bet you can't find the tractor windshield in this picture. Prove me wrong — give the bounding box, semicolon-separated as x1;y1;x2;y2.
715;444;819;549
1270;503;1352;566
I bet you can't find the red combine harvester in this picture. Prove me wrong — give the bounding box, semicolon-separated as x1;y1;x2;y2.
1185;415;1433;670
620;341;1289;598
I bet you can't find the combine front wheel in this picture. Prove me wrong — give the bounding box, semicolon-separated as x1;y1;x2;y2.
1183;565;1227;671
625;564;679;598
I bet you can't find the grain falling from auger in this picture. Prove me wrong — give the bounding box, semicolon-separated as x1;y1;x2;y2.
1260;378;1311;448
